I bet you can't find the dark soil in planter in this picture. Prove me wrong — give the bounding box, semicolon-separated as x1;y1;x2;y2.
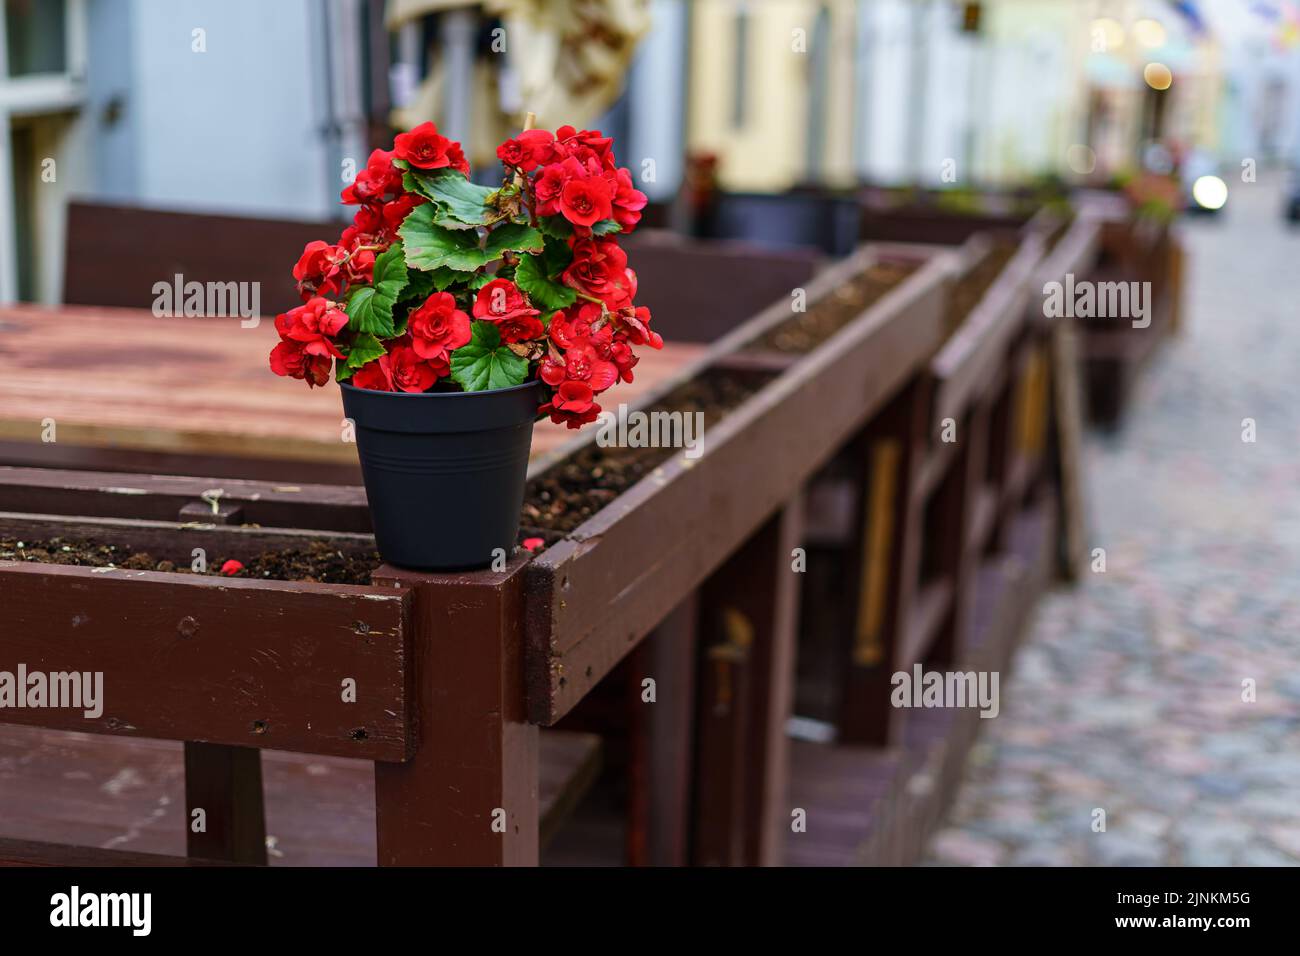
519;260;922;550
0;537;381;585
946;239;1019;333
520;371;772;546
1043;213;1075;252
744;261;917;354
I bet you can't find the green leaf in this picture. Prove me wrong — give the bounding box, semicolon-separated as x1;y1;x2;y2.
450;321;529;392
514;240;576;313
397;268;435;302
590;219;622;236
539;217;574;240
336;332;387;382
484;222;545;258
372;242;409;300
346;332;387;368
404;168;497;228
346;286;394;337
400;204;490;271
401;206;545;275
344;243;409;337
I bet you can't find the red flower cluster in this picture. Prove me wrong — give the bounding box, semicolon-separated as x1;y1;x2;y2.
537;298;662;427
473;278;544;343
497;125;647;237
393;122;469;175
351;336;447;393
270;297;348;388
272;121;664;431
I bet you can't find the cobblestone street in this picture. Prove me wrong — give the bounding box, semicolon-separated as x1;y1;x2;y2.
926;175;1300;867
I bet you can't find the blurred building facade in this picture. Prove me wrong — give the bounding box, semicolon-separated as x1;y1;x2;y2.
3;0;1298;305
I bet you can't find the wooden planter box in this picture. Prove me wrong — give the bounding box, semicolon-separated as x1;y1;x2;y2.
0;235;951;867
782;223;1072;864
1078;212;1182;427
0;227;1071;868
524;245;954;725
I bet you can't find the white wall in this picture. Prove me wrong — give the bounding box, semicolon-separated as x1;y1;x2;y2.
87;0;336;220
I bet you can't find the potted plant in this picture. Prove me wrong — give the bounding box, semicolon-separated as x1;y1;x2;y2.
270;120;662;570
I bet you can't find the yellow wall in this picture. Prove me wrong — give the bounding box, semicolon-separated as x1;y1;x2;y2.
687;0;858;192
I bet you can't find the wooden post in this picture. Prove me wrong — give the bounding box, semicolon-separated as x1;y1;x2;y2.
373;557;538;866
180;495;267;865
930;399;990;668
626;594;698;866
692;499;802;866
839;377;928;746
183;742;267;865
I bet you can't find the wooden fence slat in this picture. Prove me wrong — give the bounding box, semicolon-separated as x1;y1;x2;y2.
0;563;412;761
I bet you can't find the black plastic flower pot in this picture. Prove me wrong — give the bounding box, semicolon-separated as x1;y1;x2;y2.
339;379;543;571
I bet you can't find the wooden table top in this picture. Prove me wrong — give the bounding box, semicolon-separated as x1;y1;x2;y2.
0;304;706;467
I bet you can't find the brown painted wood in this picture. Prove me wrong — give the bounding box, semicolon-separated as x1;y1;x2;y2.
929;398;992;668
0;837;232;867
0;511;375;563
626;594;697;866
0;562;412;761
0;302;704;475
63;201;338;315
526;249;952;725
0;465;371;532
0;440;366;486
538;731;602;848
690;603;751;866
372;557;538;866
183;742;268;865
690;503;802;866
0;724;598;865
622;231;821;344
740;502;803;865
930;233;1046;429
838;378;929;746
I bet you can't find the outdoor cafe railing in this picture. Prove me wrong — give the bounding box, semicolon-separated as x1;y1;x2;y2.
0;217;1085;866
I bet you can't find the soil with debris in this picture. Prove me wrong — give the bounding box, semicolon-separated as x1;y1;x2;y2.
946;239;1020;334
0;537;380;585
521;260;921;550
746;261;918;354
520;372;765;545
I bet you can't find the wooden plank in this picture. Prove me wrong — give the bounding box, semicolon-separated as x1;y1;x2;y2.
372;557;538;866
621;231;821;344
692;501;802;866
1031;212;1104;329
901;579;954;667
0;837;231;867
183;742;267;865
0;511;375;562
0;439;365;487
1049;319;1089;580
0;563;412;761
0;302;704;471
538;731;602;848
525;251;952;725
0;466;371;532
930;233;1046;429
838;379;929;746
0;724;598;866
626;595;698;866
